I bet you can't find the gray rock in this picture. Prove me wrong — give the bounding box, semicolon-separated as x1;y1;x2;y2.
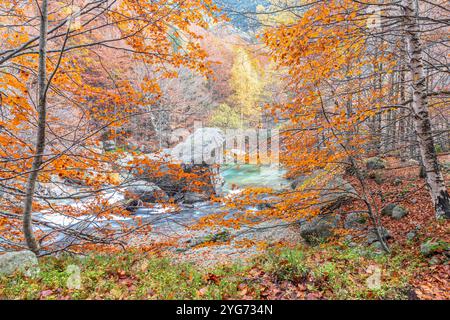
0;251;39;277
374;173;385;184
420;240;449;257
392;206;408;220
381;204;397;216
183;192;210;204
370;241;384;251
344;212;369;229
420;242;434;256
368;171;384;184
292;170;356;212
367;227;392;244
406;231;417;241
300;214;341;245
428;256;441;265
381;204;408;219
407;159;419;166
137;160;220;198
366;157;386;170
125;180;168;203
322;175;356;204
441;162;450;174
393;178;402;186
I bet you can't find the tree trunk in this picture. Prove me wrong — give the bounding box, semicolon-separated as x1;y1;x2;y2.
403;0;450;219
22;0;48;253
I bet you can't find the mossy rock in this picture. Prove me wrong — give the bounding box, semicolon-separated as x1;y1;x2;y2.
344;212;369;229
300;214;341;245
420;240;450;257
381;204;408;220
366;157;386;170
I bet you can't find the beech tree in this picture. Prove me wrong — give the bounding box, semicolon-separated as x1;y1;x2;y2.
401;0;450;219
256;0;449;227
0;0;218;253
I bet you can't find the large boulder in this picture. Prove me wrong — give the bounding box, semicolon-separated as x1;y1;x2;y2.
124;180;169;203
300;214;341;245
129;151;222;198
0;251;39;277
171;128;225;165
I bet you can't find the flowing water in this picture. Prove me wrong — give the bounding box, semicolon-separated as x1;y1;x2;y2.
221;164;289;192
30;165;289;249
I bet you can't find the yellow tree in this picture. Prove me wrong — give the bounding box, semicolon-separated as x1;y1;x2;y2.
229;47;265;127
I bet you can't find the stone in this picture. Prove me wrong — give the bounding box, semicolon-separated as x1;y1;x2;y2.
381;204;397;216
300;214;341;245
293;170;356;210
406;231;417;241
0;251;39;277
183;192;210;204
367;227;392;244
420;240;450;257
381;204;408;219
124;180;169;203
441;162;450;174
182;230;231;251
391;206;408;220
374;173;385;185
290;176;306;190
407;159;419;167
428;256;441;266
344;212;369;229
428;256;441;265
370;241;384;251
393;178;402;186
368;171;384;184
366;157;386;170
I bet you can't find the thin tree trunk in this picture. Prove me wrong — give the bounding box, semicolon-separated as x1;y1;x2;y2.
22;0;48;253
397;57;407;161
403;0;450;219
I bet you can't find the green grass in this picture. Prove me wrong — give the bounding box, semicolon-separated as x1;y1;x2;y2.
0;244;424;300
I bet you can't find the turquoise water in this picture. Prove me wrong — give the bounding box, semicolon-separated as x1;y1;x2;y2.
220;164;289;191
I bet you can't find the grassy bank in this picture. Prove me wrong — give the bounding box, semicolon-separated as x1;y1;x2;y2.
0;243;431;300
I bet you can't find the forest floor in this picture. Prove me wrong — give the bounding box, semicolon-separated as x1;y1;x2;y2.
0;157;448;300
